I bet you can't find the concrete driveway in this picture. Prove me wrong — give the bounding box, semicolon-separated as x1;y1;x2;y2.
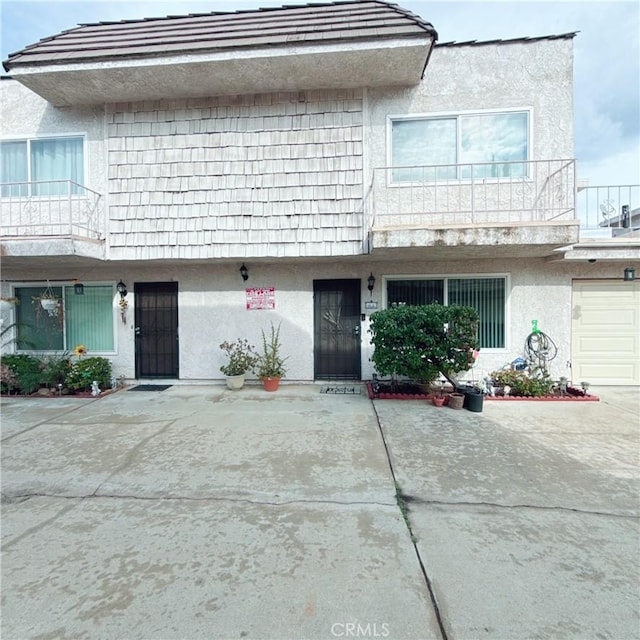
1;384;638;639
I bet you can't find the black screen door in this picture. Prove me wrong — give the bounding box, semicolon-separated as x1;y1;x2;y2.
314;279;361;380
134;282;179;378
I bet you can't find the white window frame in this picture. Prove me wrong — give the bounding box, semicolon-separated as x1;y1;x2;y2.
386;108;533;186
382;273;511;352
0;133;87;197
11;281;118;355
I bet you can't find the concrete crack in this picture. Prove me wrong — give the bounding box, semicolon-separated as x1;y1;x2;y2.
1;492;396;509
370;397;449;640
1;397;103;443
89;418;178;496
401;496;639;520
1;499;82;552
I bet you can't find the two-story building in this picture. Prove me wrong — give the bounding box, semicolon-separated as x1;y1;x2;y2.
1;0;638;385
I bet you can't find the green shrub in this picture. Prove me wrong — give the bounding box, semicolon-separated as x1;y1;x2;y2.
489;368;554;397
66;357;112;391
1;354;43;394
369;304;479;385
40;353;73;388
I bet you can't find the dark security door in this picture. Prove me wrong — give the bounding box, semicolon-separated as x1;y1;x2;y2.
134;282;179;378
314;279;361;380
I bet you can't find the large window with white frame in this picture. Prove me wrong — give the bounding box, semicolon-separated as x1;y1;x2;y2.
14;284;114;352
390;110;529;183
1;136;84;197
386;276;507;349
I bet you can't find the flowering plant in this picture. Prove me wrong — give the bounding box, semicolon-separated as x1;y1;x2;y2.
219;339;258;376
74;344;87;358
119;298;128;323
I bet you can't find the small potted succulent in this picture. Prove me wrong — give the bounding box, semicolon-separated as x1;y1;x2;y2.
219;338;258;390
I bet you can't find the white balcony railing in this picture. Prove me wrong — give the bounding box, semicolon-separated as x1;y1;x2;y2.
0;180;103;240
368;159;576;228
576;185;639;238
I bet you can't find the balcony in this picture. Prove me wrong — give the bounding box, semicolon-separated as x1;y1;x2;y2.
576;185;639;238
367;159;579;259
0;180;105;262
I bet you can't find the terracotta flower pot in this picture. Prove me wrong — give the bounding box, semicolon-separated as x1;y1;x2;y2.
432;396;445;407
262;376;281;392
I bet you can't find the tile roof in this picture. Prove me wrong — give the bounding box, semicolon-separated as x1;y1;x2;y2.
435;32;577;48
4;0;437;71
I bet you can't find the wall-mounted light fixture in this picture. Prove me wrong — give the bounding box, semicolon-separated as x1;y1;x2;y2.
116;280;128;298
73;281;84;295
367;273;376;293
623;267;636;282
240;264;249;282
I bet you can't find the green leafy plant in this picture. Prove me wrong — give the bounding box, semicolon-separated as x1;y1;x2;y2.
1;354;43;394
66;357;112;391
256;323;288;379
369;304;479;386
489;368;555;397
219;338;258;376
40;353;73;388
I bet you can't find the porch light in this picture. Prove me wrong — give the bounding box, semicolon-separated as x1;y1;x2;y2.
116;280;128;298
73;282;84;295
367;273;376;293
240;264;249;282
623;267;636;282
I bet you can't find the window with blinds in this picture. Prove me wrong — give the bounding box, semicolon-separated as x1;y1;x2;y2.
15;284;114;352
385;276;506;349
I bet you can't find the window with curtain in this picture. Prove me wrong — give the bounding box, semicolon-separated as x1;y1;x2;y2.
0;137;84;196
386;276;506;349
391;111;528;183
15;284;113;352
0;141;28;197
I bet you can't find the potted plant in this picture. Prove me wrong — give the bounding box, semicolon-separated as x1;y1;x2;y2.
32;283;63;322
256;322;288;392
219;338;258;390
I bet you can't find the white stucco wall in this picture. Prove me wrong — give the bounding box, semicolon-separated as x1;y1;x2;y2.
3;257;632;386
0;79;107;197
365;37;574;174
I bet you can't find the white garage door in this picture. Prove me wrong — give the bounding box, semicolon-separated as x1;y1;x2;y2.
572;279;640;385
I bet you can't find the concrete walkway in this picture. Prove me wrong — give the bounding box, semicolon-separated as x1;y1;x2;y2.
1;384;638;639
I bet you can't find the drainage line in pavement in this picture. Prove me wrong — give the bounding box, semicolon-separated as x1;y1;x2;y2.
369;399;449;640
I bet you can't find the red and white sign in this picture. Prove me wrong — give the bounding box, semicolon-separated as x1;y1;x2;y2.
246;287;275;310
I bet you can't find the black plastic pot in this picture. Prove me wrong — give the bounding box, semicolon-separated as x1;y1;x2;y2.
456;385;484;413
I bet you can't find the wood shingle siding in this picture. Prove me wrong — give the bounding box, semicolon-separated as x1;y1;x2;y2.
107;89;364;260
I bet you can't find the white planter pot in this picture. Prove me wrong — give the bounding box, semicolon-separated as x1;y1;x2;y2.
40;298;59;317
225;374;246;390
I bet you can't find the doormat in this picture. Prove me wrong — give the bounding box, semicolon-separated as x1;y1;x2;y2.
128;385;172;392
320;386;361;395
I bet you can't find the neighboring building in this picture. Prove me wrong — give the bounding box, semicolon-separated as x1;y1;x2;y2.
1;0;639;385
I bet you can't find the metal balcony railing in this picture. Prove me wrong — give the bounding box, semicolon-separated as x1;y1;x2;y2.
0;180;103;240
576;185;640;238
367;159;576;228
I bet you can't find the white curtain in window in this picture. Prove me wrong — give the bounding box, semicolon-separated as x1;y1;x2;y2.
31;138;83;196
0;141;28;196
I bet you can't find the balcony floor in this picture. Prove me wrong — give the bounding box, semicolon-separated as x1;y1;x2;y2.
369;220;580;260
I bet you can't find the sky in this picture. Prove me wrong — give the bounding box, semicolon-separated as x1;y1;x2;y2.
0;0;638;187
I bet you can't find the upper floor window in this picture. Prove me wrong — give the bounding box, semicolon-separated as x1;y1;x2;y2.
391;111;529;183
1;136;84;197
